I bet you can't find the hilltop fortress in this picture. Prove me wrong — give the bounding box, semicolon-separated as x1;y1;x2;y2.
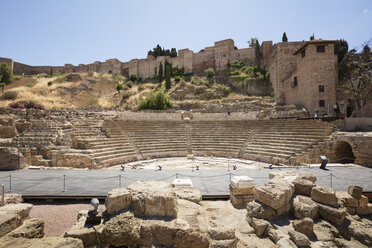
1;39;345;116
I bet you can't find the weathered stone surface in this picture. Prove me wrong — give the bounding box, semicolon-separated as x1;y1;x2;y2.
269;171;316;184
3;218;44;239
0;213;20;238
346;206;356;215
230;194;254;208
229;184;254;195
250;217;270;236
253;182;293;210
0;203;33;220
276;237;297;248
348;185;363;199
311;186;339;207
0;125;18;138
105;187;132;215
267;228;287;244
336;191;359;207
317;203;346;226
293;177;315;196
288;230;311;247
208;224;235;240
128;181;178;218
359;195;368;207
356;206;370;215
0;237;83;248
347;218;372;247
64;215;104;247
4;194;23;204
276;203;291;216
246;200;276;220
0;148;22;170
292;217;314;236
101;211;141;248
292;195;319;219
15;121;31;133
174;229;210;248
174;187;202;204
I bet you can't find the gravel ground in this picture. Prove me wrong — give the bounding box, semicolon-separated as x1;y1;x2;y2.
29;200;106;236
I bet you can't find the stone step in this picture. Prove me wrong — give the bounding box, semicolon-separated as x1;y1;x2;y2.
91;148;137;158
98;155;139;167
94;151;139;162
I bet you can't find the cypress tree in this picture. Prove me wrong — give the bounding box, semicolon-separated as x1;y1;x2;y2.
158;62;163;83
165;64;171;90
282;32;288;42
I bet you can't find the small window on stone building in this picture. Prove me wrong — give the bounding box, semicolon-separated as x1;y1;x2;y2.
301;50;306;58
319;100;325;108
293;77;298;87
317;45;325;53
319;85;324;92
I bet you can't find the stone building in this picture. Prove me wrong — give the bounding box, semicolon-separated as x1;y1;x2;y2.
268;40;338;116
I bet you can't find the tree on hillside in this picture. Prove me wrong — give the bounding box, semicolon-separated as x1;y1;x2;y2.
0;63;12;85
170;48;177;58
310;33;315;40
158;62;164;83
334;39;349;64
148;44;177;58
248;37;258;48
340;44;372;117
282;32;288;42
165;64;171;90
254;39;263;69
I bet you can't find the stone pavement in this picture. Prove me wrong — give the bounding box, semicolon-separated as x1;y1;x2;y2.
0;166;371;198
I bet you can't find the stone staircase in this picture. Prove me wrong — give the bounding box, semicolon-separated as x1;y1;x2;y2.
73;118;333;167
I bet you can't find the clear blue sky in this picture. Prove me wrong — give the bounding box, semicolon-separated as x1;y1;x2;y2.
1;0;371;66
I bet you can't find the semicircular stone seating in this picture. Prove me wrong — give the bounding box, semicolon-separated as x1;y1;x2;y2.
77;119;333;167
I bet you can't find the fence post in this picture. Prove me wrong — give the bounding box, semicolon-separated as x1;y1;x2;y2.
119;175;122;187
9;175;12;192
62;175;66;192
1;184;4;206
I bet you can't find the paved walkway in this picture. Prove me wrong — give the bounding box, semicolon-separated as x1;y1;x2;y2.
0;166;371;198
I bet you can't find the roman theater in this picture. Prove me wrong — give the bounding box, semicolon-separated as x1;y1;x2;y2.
0;38;371;247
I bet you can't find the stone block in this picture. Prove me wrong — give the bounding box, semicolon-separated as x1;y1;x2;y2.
230;176;255;188
174;187;202;204
4;218;44;239
128;181;178;218
347;185;363;199
276;203;291;216
317;203;346;226
292;195;319;219
292;217;314;236
101;212;141;248
311;186;339;207
230;194;254;208
0;213;20;238
346;207;356;215
355;206;370;215
0;203;33;221
105;187;132;215
229;184;254;195
267;228;287;244
253;183;293;210
336;191;358;207
246;200;276;220
293;178;315;196
288;230;311;247
359;195;368;207
276;237;297;248
172;178;193;188
4;194;23;204
250;217;270;236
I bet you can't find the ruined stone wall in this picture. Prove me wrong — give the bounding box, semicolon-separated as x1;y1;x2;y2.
0;57;14;71
267;42;304;103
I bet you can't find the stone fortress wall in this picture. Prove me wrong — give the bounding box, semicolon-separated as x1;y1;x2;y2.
0;39;269;78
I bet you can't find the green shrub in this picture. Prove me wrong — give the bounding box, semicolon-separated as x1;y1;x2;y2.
113;73;124;82
87;71;93;77
175;76;181;82
138;85;144;91
230;71;240;76
229;60;244;69
0;63;12;85
0;82;5;92
26;83;34;88
126;81;133;88
57;74;67;83
87;95;98;106
130;74;137;82
48;81;53;87
139;90;172;110
1;91;17;100
205;68;215;78
116;83;123;92
216;84;230;97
